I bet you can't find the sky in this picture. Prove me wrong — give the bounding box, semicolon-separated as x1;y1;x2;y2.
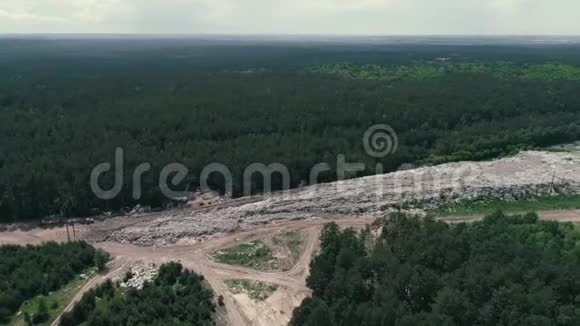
1;0;579;35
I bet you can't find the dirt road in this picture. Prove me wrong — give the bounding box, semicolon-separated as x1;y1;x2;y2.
0;217;372;326
4;210;580;325
93;218;369;326
50;258;129;326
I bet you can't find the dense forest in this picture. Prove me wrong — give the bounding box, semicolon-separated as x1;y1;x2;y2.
1;38;580;221
291;212;580;325
60;262;216;326
310;62;580;81
0;241;107;323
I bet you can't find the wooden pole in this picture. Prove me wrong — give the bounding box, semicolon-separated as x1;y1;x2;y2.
65;224;71;242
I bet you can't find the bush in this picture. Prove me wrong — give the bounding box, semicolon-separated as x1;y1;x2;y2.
94;249;110;272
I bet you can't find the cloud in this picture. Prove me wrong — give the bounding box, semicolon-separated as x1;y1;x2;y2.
0;2;69;24
0;0;578;34
70;0;127;23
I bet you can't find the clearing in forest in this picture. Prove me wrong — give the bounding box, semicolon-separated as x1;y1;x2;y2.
213;240;276;270
212;231;305;271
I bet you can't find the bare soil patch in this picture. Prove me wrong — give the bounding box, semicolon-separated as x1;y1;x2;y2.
225;279;279;301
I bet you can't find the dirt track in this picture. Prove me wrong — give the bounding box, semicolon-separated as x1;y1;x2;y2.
50;258;129;326
78;150;580;246
91;218;372;326
3;149;580;325
2;217;373;326
4;211;580;325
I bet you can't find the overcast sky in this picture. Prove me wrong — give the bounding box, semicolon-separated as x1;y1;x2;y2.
1;0;579;35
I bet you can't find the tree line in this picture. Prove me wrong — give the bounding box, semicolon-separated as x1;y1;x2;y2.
1;44;580;222
0;241;107;323
292;212;580;325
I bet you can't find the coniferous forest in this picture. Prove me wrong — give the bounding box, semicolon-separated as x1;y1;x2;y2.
59;262;216;326
1;38;580;221
291;212;580;326
0;241;106;323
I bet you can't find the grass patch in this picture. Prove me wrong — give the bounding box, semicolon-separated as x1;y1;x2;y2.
272;231;304;259
213;240;275;270
225;279;279;301
431;195;580;218
8;268;97;326
547;142;580;153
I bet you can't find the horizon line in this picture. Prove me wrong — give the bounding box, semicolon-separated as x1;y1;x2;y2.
2;33;580;37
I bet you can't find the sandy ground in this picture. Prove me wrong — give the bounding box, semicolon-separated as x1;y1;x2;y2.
1;217;371;326
3;150;580;325
4;211;580;326
75;150;580;246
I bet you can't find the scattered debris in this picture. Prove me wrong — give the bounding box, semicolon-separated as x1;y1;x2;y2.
119;263;158;290
83;150;580;246
225;279;279;301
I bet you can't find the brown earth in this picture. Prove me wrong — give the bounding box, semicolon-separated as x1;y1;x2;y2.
1;217;370;326
3;150;580;325
3;211;580;325
78;150;580;246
